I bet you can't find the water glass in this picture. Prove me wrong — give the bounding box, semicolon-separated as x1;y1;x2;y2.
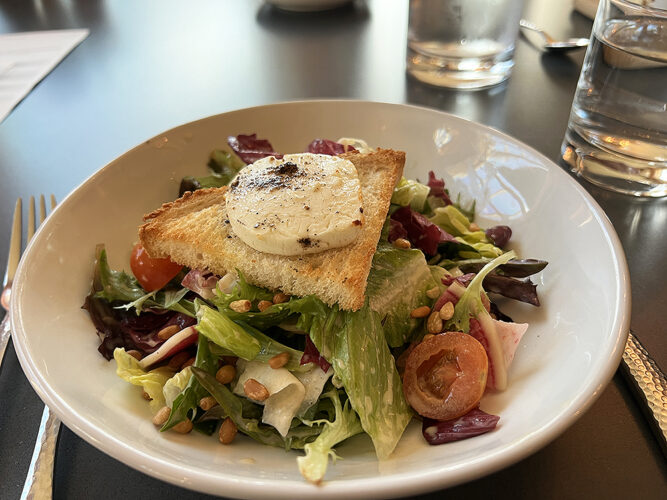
561;0;667;197
406;0;525;89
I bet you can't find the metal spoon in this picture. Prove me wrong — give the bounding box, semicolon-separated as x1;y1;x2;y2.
520;19;589;53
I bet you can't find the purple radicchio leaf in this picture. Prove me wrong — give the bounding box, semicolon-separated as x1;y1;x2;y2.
387;218;408;243
390;206;457;255
486;225;512;248
483;274;540;306
121;312;196;354
422;408;500;445
83;290;197;361
305;139;356;155
300;335;331;373
227;134;282;164
427;171;453;206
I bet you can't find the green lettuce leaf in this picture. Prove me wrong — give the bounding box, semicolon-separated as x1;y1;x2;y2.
113;348;173;411
191;367;323;450
195;302;262;360
445;250;516;333
210;272;291;329
161;335;219;431
366;243;438;347
297;389;363;484
237;322;308;372
391;177;431;212
293;299;412;460
208;149;244;179
429;206;503;259
163;366;193;408
93;246;195;316
116;287;195;317
95;248;145;303
179;149;245;192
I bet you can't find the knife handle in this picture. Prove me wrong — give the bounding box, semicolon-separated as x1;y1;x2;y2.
620;330;667;459
21;406;61;500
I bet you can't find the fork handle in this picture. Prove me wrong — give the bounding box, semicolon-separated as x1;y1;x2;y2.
620;330;667;458
21;406;61;500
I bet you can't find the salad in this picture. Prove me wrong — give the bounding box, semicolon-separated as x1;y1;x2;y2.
83;135;547;484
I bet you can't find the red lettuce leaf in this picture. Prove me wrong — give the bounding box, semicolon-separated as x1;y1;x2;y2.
433;274;474;311
422;408;500;445
387;219;408;243
390;206;457;255
300;335;331;373
227;134;282;164
428;171;453;206
485;225;512;248
483;275;540;306
181;269;220;300
122;312;196;354
305;139;356;156
83;291;196;361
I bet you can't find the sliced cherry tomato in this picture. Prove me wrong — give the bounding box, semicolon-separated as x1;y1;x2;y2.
402;332;488;421
130;243;183;292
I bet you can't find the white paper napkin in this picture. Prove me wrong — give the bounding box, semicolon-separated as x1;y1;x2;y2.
0;29;89;123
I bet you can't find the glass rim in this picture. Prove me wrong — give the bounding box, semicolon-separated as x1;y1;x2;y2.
611;0;667;14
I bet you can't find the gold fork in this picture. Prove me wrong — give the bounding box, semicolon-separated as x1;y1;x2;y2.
1;195;56;362
0;195;60;500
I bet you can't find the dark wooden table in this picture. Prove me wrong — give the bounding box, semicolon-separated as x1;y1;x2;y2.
1;1;665;498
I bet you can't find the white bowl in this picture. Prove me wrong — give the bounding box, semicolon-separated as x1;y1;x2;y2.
12;100;630;499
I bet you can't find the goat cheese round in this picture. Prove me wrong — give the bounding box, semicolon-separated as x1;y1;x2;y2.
226;153;364;256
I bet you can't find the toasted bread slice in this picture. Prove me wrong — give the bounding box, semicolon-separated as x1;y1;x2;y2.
139;148;405;310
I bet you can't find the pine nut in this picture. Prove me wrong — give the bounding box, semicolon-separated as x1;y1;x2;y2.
439;302;455;320
272;292;289;304
199;396;218;411
216;365;236;385
392;238;411;249
410;305;431;318
152;406;171;426
257;300;273;312
422;333;434;342
172;418;193;434
427;311;443;334
426;286;441;299
181;357;196;369
142;391;152;401
157;324;180;340
268;352;290;369
167;351;191;370
229;299;251;313
219;417;237;444
127;350;143;361
244;378;270;401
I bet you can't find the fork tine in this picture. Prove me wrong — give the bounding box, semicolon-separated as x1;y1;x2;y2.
39;194;47;225
3;198;22;287
27;196;36;243
50;194;56;211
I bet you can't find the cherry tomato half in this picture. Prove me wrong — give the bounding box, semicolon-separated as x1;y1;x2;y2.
402;332;488;421
130;243;183;292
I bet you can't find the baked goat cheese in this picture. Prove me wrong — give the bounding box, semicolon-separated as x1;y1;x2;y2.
226;153;364;256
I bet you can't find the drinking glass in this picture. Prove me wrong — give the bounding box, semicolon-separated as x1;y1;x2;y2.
561;0;667;197
406;0;525;89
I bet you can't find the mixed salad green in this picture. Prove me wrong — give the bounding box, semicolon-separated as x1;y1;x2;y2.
83;136;547;483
